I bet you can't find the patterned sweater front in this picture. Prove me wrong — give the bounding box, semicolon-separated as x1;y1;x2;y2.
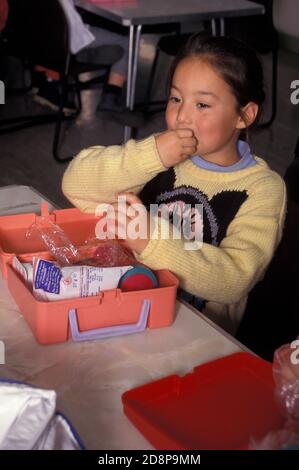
62;136;286;333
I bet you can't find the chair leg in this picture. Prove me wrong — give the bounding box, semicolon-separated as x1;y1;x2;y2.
52;70;104;163
52;75;75;163
74;76;82;113
52;115;73;163
259;46;278;129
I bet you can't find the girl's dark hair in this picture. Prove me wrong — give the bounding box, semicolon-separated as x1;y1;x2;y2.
169;33;265;128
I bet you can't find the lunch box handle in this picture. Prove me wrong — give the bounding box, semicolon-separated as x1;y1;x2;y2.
68;299;150;342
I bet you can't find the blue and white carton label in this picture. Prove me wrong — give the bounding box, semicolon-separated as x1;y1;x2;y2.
32;258;133;301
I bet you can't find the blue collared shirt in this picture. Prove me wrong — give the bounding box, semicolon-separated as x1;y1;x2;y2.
191;140;256;172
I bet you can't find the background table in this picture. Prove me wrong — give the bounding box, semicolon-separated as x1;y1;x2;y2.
76;0;265;140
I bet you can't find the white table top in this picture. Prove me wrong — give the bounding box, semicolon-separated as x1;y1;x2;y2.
76;0;265;26
0;277;243;450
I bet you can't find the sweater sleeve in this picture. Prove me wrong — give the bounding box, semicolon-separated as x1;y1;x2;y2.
62;135;165;213
136;172;287;304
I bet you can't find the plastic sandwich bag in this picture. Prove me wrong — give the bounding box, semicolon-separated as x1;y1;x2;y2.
26;217;136;267
0;380;84;450
250;337;299;450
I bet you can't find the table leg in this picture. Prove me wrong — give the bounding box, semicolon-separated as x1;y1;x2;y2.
125;25;135;111
211;17;225;36
211;18;217;36
124;24;143;142
220;17;225;36
130;24;142;109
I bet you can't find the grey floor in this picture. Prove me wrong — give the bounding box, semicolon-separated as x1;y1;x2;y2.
1;36;299;209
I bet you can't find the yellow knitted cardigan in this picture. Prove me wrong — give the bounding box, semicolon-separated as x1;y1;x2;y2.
62;135;286;333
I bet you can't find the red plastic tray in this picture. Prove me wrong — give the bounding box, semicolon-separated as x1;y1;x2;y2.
122;352;285;450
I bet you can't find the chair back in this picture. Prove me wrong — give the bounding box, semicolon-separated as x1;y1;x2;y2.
225;1;277;53
3;0;70;72
236;160;299;361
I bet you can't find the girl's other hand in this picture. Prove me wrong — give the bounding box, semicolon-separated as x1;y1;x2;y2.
104;192;152;255
155;129;198;168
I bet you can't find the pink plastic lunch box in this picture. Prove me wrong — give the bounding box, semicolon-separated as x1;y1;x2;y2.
0;205;179;344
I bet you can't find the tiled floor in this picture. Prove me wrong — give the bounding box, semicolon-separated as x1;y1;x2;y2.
1;37;299;208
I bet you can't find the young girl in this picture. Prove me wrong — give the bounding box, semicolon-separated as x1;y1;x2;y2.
62;34;286;334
